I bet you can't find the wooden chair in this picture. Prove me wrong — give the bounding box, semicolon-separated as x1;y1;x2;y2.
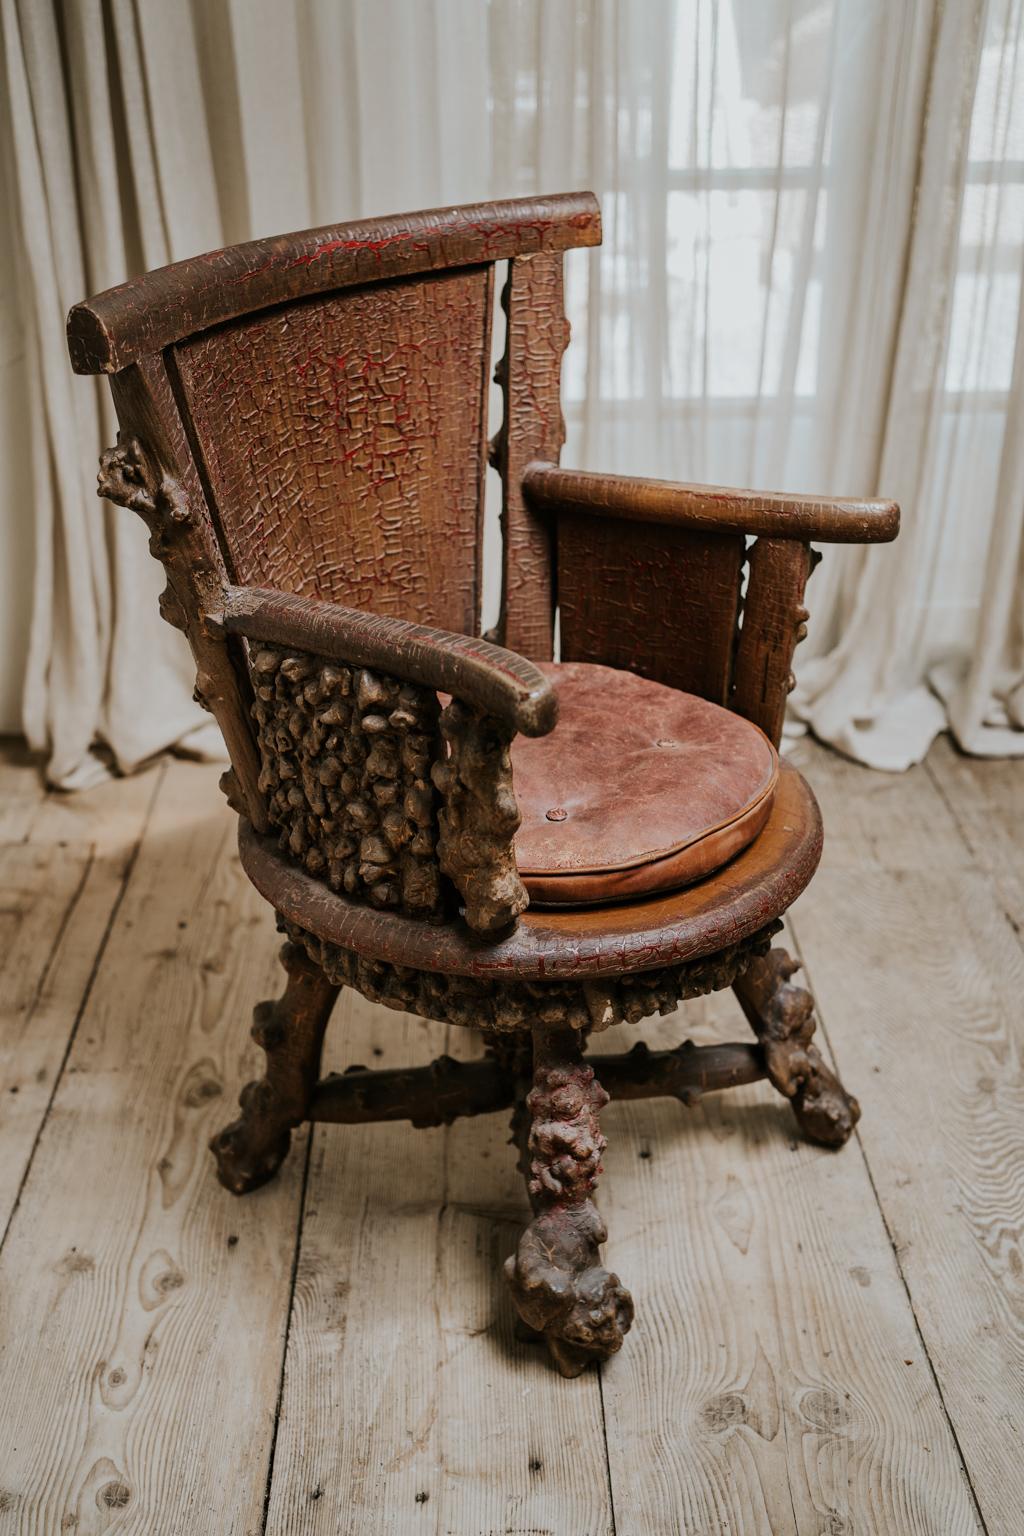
68;193;899;1377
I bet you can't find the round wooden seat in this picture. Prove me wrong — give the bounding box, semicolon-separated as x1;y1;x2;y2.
513;661;780;906
238;760;821;983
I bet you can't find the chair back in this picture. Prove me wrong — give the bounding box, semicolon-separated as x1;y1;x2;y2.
69;193;601;648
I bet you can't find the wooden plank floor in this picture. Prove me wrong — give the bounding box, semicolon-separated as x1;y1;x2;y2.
0;734;1020;1534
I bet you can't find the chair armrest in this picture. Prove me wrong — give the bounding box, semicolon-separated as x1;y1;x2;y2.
216;585;552;937
217;585;557;737
523;462;900;544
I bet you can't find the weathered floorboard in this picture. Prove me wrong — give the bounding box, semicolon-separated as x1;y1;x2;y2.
0;755;160;1238
0;737;1020;1533
264;1000;613;1536
927;733;1024;941
790;739;1022;1536
0;761;304;1535
595;919;980;1536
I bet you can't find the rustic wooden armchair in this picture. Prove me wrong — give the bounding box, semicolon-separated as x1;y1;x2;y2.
68;192;898;1377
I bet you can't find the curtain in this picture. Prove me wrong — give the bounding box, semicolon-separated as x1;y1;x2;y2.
2;0;1022;785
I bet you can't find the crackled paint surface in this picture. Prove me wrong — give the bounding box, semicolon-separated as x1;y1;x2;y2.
174;267;491;634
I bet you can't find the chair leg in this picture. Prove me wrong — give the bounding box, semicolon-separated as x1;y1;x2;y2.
210;940;340;1194
504;1026;634;1377
733;947;860;1147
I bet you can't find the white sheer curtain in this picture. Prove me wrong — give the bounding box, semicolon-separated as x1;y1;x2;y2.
2;0;1022;784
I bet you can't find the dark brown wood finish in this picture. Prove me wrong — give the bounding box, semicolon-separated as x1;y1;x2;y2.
102;361;267;831
524;462;900;543
210;940;340;1194
558;511;744;702
527;460;899;746
504;1027;634;1376
734;947;860;1148
217;584;557;736
306;1037;768;1128
67;193;601;374
173;267;494;635
493;254;573;659
731;537;814;746
68;191;894;1378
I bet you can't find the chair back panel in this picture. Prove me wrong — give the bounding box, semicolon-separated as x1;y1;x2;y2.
172;266;493;634
557;512;744;703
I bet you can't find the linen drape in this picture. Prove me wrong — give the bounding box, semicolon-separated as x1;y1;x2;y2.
2;0;1022;784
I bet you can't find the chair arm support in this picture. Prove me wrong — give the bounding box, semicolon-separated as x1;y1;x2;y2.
523;462;900;544
217;584;547;937
217;585;558;738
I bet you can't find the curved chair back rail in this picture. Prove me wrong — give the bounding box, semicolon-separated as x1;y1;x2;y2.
67;193;601;374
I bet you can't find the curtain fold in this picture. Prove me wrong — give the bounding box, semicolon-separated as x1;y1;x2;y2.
1;0;1022;783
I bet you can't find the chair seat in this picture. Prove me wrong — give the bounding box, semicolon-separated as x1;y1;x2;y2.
238;761;821;983
512;663;779;906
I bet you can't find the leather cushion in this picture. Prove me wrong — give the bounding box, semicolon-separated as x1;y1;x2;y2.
512;662;778;906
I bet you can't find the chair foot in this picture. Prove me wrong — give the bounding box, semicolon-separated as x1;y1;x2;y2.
210;940;340;1194
504;1027;634;1377
733;947;860;1148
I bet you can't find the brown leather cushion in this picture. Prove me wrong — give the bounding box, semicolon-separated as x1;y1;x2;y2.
512;663;778;907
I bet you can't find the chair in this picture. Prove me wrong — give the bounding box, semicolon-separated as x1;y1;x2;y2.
68;193;898;1377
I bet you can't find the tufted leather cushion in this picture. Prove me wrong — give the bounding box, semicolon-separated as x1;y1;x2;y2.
512;662;778;907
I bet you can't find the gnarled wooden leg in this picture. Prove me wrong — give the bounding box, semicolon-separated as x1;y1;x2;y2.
210;940;340;1194
504;1027;633;1377
733;947;860;1147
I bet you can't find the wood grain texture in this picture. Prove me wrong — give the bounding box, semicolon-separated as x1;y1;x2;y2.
597;925;982;1536
263;996;614;1535
0;758;159;1237
0;762;303;1534
789;740;1024;1536
557;510;744;702
174;268;493;635
67;192;601;374
732;537;813;747
525;462;901;543
494;252;571;659
927;734;1024;940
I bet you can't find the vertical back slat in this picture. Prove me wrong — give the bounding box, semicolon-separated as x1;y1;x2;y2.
495;251;571;660
731;537;813;745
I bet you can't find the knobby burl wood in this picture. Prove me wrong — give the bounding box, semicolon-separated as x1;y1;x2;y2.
210;940;339;1194
505;1028;634;1376
249;645;446;919
283;918;780;1034
734;947;861;1146
433;700;529;934
70;191;898;1377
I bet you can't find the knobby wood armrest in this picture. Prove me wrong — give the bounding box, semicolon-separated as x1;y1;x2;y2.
523;462;900;544
216;586;558;738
